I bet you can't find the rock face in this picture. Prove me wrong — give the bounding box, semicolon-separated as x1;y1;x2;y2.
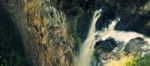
95;38;117;53
1;0;150;66
0;0;75;66
0;3;29;66
124;37;145;54
94;38;118;61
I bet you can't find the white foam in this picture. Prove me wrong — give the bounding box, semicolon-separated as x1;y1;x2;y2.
78;9;150;66
78;9;102;66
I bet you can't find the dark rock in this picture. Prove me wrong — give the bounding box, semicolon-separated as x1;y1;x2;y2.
77;11;93;40
0;2;29;66
1;0;150;66
114;0;150;36
124;37;145;54
96;4;117;31
95;38;117;52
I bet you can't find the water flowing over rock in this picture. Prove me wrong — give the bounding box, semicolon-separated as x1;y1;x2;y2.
1;0;150;66
78;9;102;66
95;38;117;53
124;37;145;54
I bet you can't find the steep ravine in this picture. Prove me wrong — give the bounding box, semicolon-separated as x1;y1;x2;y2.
1;0;150;66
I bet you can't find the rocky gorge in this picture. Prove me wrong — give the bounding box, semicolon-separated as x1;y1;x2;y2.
1;0;150;66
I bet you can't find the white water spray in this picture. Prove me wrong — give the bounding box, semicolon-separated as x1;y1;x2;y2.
78;9;150;66
78;9;102;66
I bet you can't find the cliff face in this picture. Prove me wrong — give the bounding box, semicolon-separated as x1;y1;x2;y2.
1;0;150;66
1;0;75;66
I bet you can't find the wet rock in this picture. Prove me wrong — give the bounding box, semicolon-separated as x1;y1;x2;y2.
94;38;118;62
96;4;116;31
95;38;117;52
124;37;145;54
114;0;150;36
1;0;150;66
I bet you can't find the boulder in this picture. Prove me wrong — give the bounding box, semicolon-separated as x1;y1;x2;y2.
124;37;145;54
95;38;117;53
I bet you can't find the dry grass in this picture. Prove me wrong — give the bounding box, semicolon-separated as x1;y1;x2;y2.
105;53;135;66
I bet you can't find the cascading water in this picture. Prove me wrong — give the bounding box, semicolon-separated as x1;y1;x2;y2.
78;9;102;66
78;9;150;66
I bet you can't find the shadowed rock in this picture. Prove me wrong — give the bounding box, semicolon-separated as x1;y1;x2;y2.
124;37;145;54
95;38;117;53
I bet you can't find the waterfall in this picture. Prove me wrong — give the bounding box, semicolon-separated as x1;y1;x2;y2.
78;9;150;66
78;9;102;66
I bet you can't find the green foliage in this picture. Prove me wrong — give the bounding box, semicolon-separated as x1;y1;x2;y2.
0;9;28;66
93;49;100;61
1;51;26;66
70;7;84;48
127;55;150;66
